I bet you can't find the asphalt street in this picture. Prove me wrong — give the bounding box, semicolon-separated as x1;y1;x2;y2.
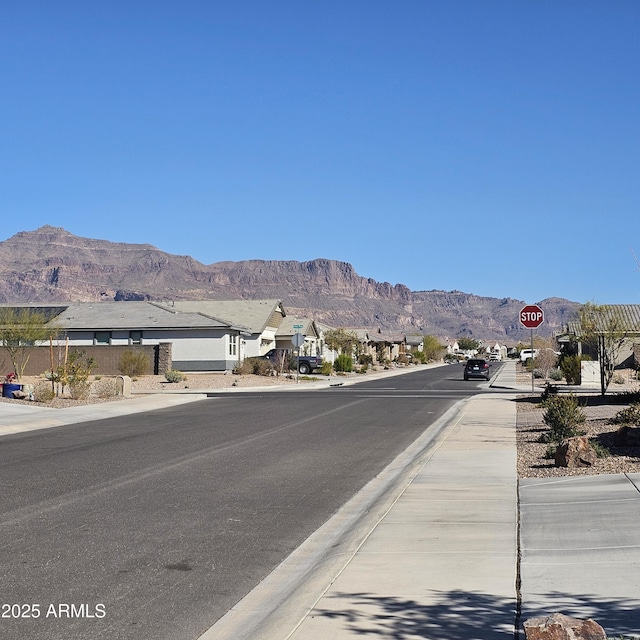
0;364;493;640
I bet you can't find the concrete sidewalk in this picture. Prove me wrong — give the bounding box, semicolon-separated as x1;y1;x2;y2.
209;390;520;640
282;393;519;640
520;474;640;637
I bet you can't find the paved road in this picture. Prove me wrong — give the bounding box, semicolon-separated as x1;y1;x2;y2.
0;364;500;640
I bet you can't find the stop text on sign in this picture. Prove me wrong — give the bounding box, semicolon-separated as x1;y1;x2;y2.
519;304;544;329
521;310;543;322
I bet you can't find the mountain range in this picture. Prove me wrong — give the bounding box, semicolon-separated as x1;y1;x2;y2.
0;226;579;342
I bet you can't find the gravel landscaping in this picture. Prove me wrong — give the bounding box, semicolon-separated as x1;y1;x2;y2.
515;365;640;478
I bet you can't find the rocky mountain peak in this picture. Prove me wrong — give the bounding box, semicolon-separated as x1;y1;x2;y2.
0;226;579;341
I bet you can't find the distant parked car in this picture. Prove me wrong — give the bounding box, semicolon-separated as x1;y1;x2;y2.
519;349;538;363
464;358;491;381
489;353;501;362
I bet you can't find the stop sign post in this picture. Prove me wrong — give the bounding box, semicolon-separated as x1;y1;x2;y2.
520;304;544;392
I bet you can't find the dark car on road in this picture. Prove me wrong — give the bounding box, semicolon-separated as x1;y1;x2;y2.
463;358;491;381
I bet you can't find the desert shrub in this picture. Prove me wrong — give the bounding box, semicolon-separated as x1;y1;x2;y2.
358;354;373;366
321;361;333;376
251;358;273;376
590;439;610;458
334;353;353;373
612;373;626;385
233;359;253;375
69;380;91;400
541;394;586;443
548;368;563;381
33;380;55;403
609;403;640;426
559;355;582;385
94;377;118;398
118;350;149;377
234;357;273;376
164;370;185;383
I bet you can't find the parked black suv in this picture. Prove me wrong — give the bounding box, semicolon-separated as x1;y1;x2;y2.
463;358;490;381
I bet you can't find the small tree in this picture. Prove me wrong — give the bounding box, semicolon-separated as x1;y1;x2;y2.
534;348;559;379
578;303;630;395
55;349;97;399
559;354;583;385
0;307;56;381
422;335;445;362
542;394;586;443
456;336;480;352
324;328;359;356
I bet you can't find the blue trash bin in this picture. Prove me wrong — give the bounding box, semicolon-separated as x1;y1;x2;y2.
2;383;21;398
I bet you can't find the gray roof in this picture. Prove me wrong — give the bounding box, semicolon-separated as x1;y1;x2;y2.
276;316;318;338
563;304;640;337
163;300;285;334
49;302;237;331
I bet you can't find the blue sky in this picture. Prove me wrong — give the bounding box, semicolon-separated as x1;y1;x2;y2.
2;1;638;304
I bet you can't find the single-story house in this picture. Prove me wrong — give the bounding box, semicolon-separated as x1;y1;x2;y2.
557;304;640;368
275;316;322;356
0;299;288;374
405;335;424;353
47;301;250;372
166;299;287;359
347;328;407;364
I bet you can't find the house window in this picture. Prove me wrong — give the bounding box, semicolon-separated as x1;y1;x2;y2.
130;331;142;345
229;334;237;356
94;331;111;345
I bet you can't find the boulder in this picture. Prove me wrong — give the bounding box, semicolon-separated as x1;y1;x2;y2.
523;613;606;640
555;436;597;468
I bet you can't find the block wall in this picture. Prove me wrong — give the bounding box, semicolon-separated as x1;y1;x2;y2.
0;344;172;377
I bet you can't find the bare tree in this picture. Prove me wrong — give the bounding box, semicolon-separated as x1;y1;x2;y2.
0;307;57;381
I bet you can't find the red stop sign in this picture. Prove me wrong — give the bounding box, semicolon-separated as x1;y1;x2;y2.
520;304;544;329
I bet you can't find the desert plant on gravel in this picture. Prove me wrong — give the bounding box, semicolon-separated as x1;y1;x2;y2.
118;350;149;377
164;370;185;383
33;380;55;403
334;353;353;373
94;377;118;398
541;394;586;443
609;403;640;426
